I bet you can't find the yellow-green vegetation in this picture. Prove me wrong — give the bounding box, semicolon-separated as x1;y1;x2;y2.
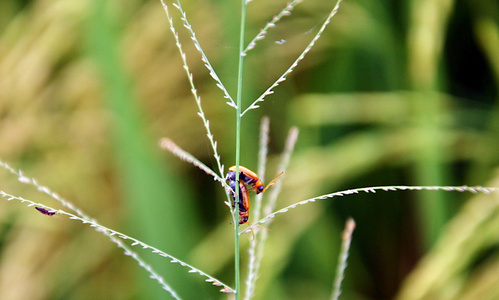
0;0;498;299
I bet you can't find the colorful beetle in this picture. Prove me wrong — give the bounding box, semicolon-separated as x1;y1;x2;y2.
226;166;283;224
228;176;250;224
227;165;283;194
236;182;250;225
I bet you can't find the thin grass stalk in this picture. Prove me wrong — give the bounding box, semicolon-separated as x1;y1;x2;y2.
233;0;250;297
331;218;356;300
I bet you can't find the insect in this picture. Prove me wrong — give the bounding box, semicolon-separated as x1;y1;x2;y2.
227;165;283;194
226;166;283;224
236;182;250;225
35;207;57;216
228;176;250;224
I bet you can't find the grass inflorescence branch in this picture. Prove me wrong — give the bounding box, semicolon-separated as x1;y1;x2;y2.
331;218;356;300
0;163;184;298
244;0;303;53
244;185;499;232
241;0;343;116
161;0;236;108
0;188;235;294
160;0;226;179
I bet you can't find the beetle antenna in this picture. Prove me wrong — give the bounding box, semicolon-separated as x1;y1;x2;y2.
261;172;284;193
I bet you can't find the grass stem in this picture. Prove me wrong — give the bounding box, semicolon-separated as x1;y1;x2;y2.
234;0;249;298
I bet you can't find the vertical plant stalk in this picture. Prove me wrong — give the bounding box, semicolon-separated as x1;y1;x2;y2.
331;218;356;300
234;0;249;298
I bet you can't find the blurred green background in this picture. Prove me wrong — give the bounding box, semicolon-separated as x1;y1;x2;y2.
1;0;498;299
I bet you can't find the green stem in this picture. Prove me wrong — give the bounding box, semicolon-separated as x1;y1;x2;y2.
234;0;247;298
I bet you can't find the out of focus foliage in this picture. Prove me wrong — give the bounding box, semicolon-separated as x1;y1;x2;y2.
0;0;498;299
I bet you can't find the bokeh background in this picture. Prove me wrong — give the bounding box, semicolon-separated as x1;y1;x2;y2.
1;0;498;299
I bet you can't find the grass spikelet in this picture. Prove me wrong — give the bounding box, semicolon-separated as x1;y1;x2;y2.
158;138;226;185
331;218;356;300
252;116;271;225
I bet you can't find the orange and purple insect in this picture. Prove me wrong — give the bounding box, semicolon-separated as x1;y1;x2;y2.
226;165;283;224
35;207;57;216
236;181;250;225
227;166;283;194
227;176;250;224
